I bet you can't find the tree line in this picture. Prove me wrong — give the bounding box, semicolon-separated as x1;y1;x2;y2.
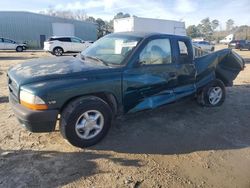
40;9;250;41
187;18;250;41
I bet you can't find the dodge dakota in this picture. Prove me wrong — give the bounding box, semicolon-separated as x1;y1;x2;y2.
8;32;245;148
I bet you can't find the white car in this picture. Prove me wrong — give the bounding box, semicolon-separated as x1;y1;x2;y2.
193;41;215;52
44;36;93;56
0;38;27;52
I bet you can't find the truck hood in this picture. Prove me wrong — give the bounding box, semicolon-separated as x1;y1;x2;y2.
8;56;110;86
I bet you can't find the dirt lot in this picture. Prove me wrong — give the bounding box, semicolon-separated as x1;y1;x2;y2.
0;46;250;188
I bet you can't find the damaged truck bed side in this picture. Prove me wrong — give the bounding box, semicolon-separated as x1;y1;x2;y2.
8;32;245;148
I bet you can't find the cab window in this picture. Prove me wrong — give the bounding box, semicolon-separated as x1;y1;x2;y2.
178;40;192;64
139;38;172;65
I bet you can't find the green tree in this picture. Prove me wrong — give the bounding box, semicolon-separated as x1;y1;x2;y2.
199;17;213;40
186;25;201;38
114;12;130;19
211;19;219;30
86;16;96;23
226;19;234;31
96;18;106;38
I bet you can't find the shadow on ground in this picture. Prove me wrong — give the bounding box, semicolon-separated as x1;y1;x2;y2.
92;85;250;155
0;149;142;187
0;56;39;60
0;96;9;104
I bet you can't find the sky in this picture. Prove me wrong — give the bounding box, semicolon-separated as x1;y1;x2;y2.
0;0;250;29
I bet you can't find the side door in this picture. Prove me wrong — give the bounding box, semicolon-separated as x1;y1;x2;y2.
123;37;179;113
3;39;16;50
58;37;71;52
172;39;196;100
71;37;84;52
0;38;4;49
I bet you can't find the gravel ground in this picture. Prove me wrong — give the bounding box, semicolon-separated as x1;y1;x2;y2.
0;46;250;188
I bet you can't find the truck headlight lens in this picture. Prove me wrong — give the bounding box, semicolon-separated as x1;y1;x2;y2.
20;90;48;110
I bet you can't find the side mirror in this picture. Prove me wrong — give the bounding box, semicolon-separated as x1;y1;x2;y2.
134;60;146;68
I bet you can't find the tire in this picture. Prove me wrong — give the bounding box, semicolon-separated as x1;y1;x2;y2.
197;79;225;107
60;96;113;148
16;46;23;52
53;47;63;56
211;47;215;51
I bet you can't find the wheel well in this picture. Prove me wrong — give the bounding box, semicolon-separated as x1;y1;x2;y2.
16;46;22;49
59;92;118;115
215;72;231;87
53;46;64;52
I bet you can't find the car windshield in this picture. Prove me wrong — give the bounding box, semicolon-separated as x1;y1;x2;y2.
81;34;142;65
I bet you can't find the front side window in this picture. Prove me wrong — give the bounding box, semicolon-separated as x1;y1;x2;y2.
139;38;172;65
71;38;82;43
3;39;14;43
81;35;141;65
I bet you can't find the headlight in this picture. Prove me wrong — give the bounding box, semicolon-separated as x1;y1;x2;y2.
20;90;48;110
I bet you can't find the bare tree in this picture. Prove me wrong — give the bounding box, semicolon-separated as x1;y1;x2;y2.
40;7;87;21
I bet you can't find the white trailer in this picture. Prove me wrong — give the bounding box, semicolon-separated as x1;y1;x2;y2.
113;17;186;36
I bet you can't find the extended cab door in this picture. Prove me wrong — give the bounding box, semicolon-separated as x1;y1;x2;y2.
172;38;196;99
122;37;179;113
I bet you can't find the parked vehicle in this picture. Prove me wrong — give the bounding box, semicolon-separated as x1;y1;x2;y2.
44;36;92;56
0;38;27;52
114;17;186;36
8;32;245;148
219;34;234;45
228;40;250;50
193;41;215;51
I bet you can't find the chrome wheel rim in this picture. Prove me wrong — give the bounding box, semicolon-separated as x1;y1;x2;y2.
208;86;222;105
75;110;104;140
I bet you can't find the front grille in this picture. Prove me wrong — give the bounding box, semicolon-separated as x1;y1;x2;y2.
8;75;19;102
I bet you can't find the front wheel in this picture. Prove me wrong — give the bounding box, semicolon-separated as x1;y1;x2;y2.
60;96;112;148
16;46;23;52
197;79;226;107
53;47;63;56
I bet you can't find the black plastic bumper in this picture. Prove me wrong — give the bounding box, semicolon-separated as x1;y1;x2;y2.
10;97;59;133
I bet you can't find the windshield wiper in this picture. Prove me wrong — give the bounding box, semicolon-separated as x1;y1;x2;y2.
82;55;109;66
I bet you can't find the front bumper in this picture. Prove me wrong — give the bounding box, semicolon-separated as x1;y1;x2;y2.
10;96;59;133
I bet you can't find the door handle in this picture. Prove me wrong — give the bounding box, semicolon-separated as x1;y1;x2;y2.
169;72;177;78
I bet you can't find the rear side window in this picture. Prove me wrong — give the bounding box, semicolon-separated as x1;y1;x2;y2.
178;40;192;64
58;38;71;42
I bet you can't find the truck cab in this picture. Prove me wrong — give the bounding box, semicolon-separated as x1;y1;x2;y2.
8;32;244;148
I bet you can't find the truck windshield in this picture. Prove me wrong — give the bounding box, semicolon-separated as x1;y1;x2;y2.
81;35;142;65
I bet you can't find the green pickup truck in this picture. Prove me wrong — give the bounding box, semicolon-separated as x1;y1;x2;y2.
8;32;244;148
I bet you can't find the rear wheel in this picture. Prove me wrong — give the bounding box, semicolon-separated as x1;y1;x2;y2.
197;79;225;107
60;96;113;148
16;46;23;52
53;47;63;56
